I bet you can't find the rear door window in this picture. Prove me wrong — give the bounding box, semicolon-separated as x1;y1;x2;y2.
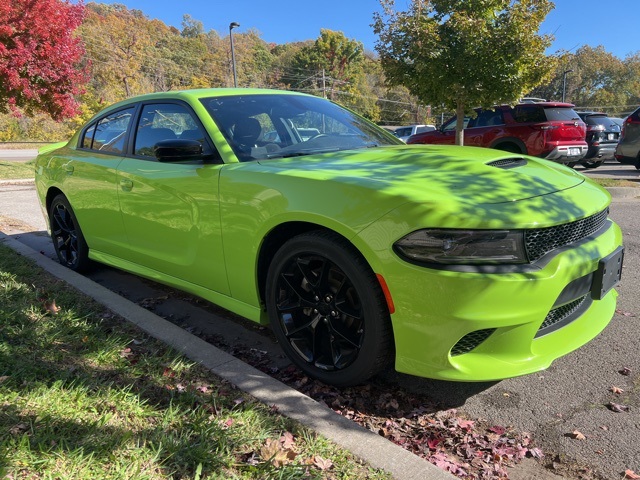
542;107;581;122
512;106;546;123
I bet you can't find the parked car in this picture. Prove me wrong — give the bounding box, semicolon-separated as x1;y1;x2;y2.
577;112;622;169
407;102;588;164
614;106;640;169
35;89;623;386
394;124;436;142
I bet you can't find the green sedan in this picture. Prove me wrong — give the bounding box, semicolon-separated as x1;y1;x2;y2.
35;89;624;386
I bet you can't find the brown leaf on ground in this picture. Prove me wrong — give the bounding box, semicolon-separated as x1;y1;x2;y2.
0;376;9;383
44;300;60;315
567;430;586;440
607;402;630;413
618;367;632;376
313;455;333;471
625;470;640;479
610;386;624;394
280;431;295;450
260;438;295;467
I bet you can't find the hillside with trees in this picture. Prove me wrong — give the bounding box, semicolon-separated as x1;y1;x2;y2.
1;1;639;142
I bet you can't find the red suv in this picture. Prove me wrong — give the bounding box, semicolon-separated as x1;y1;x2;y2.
614;106;640;170
408;102;588;164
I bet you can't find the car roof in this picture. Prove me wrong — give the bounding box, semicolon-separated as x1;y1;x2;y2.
577;111;608;117
95;88;310;115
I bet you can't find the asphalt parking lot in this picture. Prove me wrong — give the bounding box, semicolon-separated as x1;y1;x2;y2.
1;152;639;479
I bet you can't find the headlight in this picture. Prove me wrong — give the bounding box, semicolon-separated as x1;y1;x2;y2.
394;229;527;265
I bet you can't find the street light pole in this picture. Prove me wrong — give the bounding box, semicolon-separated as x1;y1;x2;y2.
562;69;573;103
229;22;240;88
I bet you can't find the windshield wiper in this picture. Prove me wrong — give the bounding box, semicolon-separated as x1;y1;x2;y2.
267;147;341;159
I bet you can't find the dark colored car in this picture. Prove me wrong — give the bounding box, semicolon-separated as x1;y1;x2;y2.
407;102;588;164
577;112;622;169
614;107;640;170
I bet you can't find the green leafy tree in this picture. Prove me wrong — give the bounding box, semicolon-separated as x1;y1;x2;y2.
373;0;556;144
290;30;366;102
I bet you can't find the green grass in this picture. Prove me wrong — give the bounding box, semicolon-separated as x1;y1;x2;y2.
0;244;389;479
0;160;35;180
591;177;640;188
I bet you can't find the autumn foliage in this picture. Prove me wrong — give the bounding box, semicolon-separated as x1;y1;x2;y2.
0;0;87;120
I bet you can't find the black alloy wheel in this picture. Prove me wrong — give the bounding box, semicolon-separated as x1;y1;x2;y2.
266;231;393;386
49;194;90;272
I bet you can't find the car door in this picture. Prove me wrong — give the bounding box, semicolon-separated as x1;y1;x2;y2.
464;109;505;147
115;102;230;295
65;106;135;258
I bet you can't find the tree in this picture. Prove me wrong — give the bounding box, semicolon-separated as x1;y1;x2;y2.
373;0;556;144
0;0;87;120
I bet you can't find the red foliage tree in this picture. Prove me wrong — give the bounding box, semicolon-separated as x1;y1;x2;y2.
0;0;88;120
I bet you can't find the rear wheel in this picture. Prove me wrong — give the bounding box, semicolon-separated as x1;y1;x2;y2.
265;231;393;386
49;194;91;272
495;143;522;154
580;158;604;169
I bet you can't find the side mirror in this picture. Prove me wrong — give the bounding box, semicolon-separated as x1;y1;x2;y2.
154;139;204;162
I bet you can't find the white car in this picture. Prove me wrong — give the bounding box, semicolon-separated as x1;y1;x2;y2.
394;124;436;142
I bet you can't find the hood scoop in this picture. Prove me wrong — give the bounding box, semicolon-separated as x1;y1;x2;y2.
486;157;528;169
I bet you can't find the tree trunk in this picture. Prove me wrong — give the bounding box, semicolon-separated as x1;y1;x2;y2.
455;102;465;146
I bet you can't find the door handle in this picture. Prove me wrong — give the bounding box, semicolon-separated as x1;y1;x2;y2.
120;179;133;190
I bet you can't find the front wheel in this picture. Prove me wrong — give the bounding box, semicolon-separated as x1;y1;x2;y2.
265;231;393;386
49;194;91;272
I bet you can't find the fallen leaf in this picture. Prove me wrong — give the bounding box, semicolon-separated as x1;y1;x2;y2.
44;300;60;315
615;309;635;317
610;386;624;394
10;423;29;435
607;402;630;413
619;367;632;376
488;425;506;435
313;455;333;471
568;430;586;440
625;470;640;479
280;431;295;450
528;447;544;458
0;376;9;383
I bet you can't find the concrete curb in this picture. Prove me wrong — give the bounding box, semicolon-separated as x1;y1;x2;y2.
606;186;640;199
0;178;35;186
0;231;455;480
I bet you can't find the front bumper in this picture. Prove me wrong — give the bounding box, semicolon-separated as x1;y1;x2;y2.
388;221;621;381
356;183;622;381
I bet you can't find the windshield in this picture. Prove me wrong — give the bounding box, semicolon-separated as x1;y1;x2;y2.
200;93;401;161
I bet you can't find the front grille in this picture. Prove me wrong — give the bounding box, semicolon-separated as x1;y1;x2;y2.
451;328;496;356
536;294;591;338
525;208;609;262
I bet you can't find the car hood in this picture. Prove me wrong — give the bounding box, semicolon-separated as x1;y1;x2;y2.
258;145;585;205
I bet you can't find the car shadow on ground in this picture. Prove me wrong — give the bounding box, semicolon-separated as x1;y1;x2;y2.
3;228;497;417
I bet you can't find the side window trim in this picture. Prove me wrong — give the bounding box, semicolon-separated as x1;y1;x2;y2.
130;99;221;163
77;105;139;156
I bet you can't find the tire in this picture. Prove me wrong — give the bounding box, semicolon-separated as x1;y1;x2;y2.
495;143;522;154
265;231;393;386
566;162;578;168
580;158;604;169
49;194;91;272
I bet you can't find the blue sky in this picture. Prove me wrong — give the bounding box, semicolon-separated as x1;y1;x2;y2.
100;0;638;59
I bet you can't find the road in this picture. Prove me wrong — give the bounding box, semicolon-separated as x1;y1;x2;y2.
1;153;639;479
